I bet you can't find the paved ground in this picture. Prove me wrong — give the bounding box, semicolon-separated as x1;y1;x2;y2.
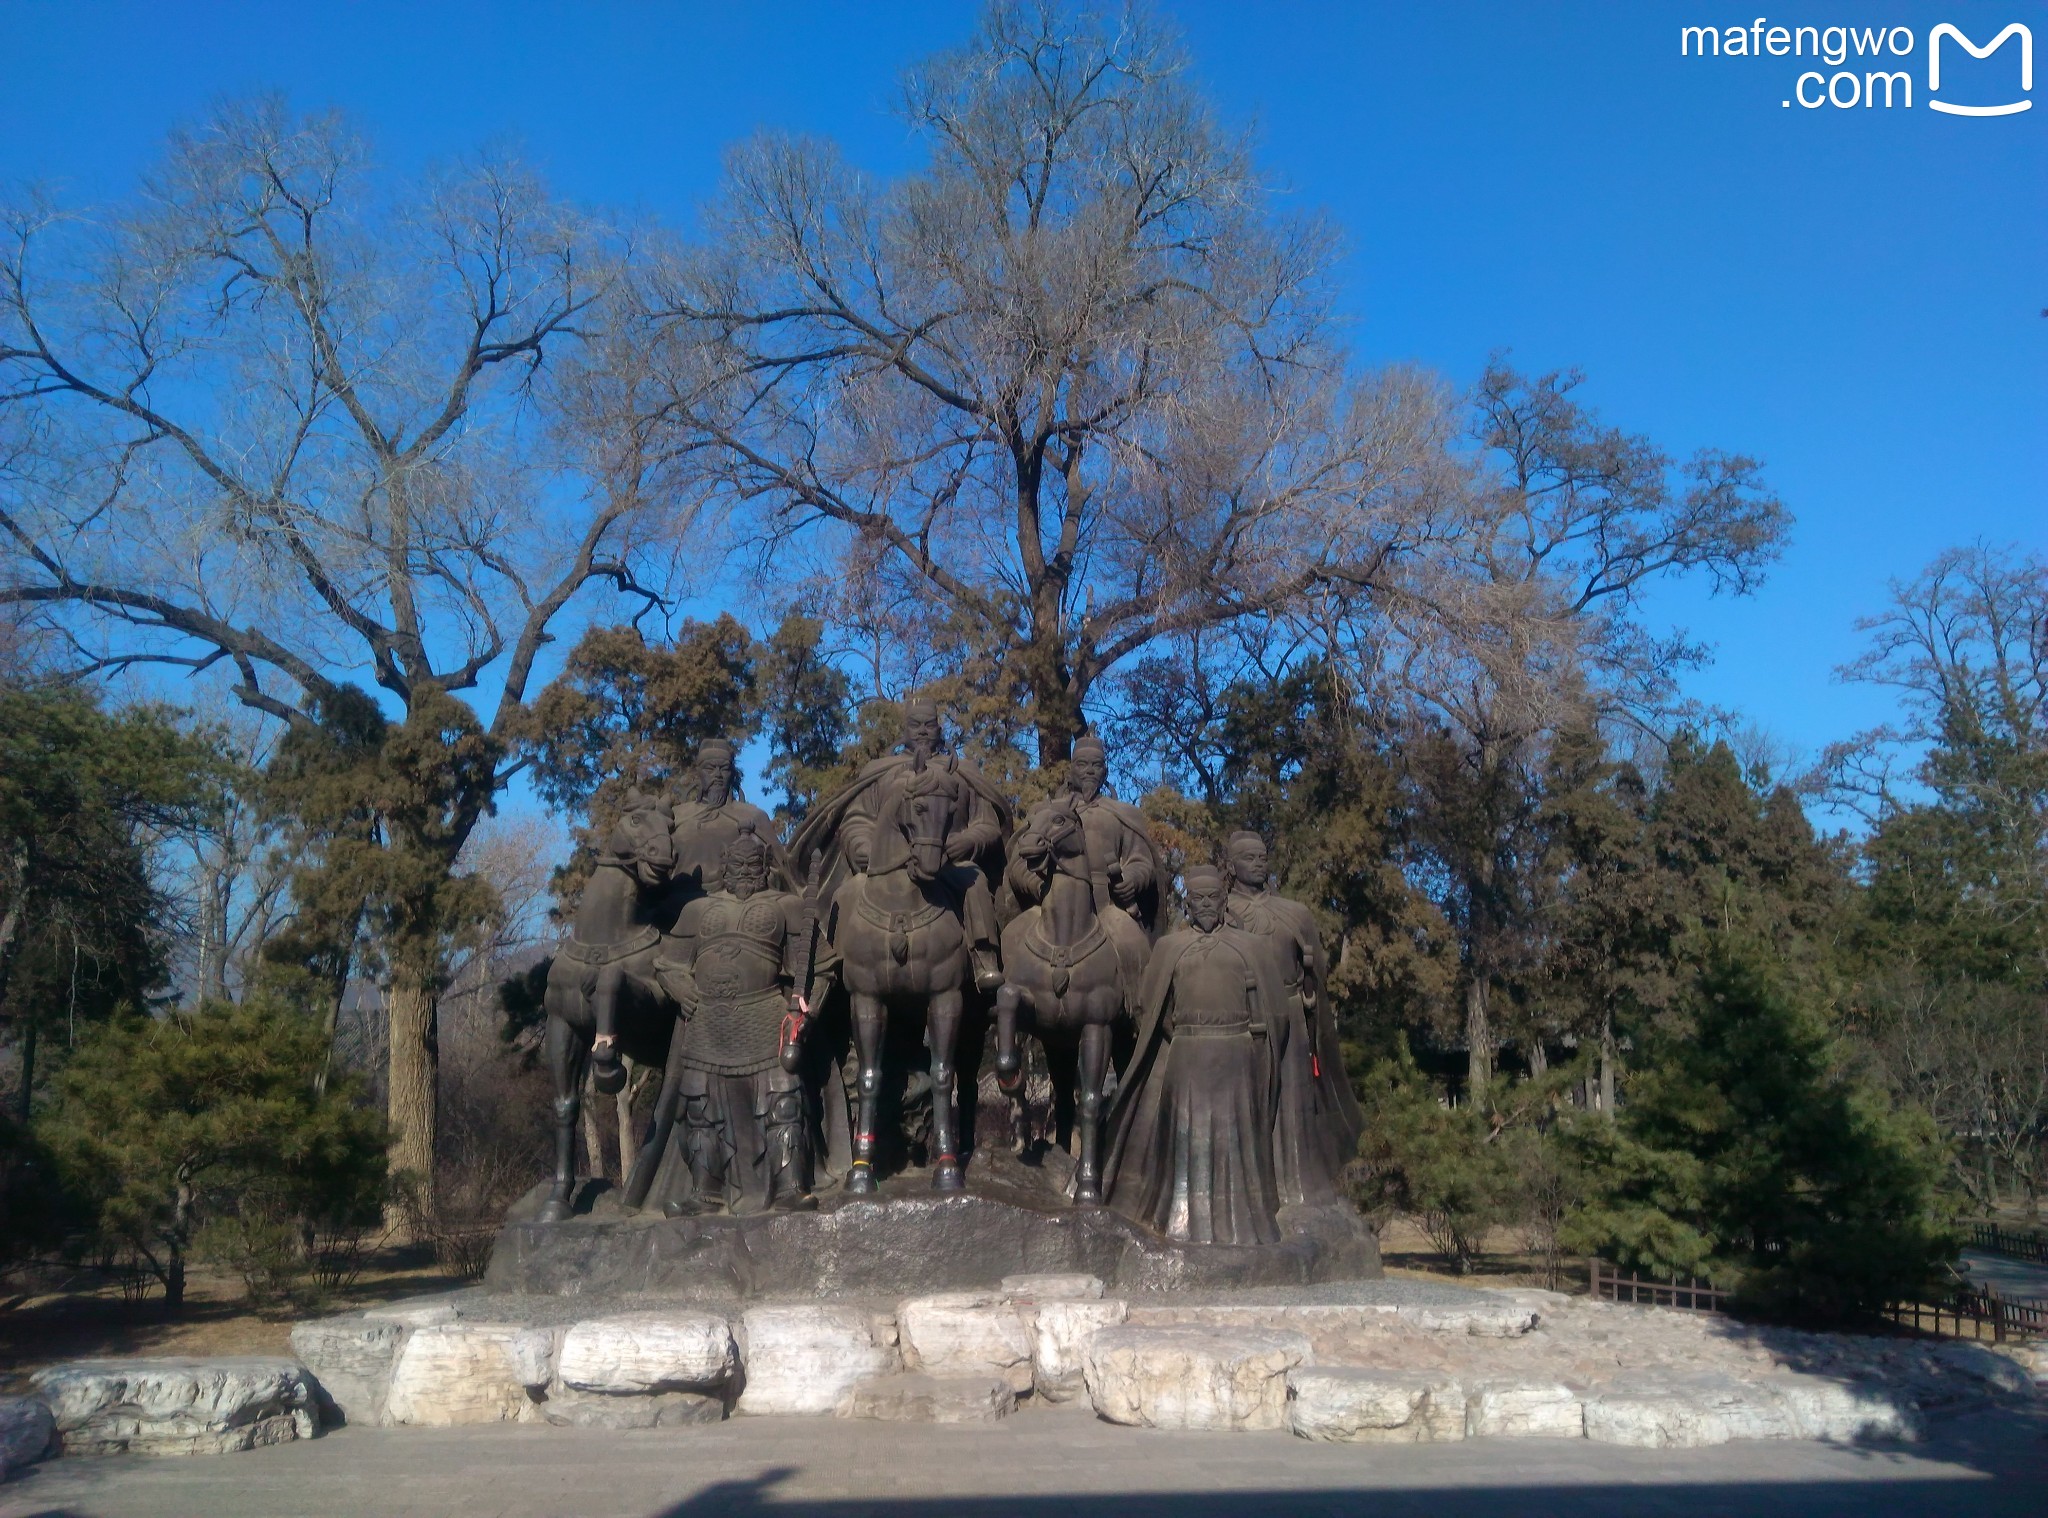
4;1399;2044;1518
1961;1251;2048;1304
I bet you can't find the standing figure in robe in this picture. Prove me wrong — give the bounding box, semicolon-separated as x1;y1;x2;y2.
1222;830;1364;1206
1099;865;1289;1246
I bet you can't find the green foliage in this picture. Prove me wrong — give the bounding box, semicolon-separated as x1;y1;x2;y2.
756;615;856;824
260;685;502;993
1560;942;1954;1326
1350;1039;1577;1273
38;996;388;1308
0;684;230;1116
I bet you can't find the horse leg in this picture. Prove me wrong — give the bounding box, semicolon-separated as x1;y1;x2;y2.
847;991;885;1195
1074;1020;1112;1206
590;962;627;1095
927;987;965;1192
541;1014;588;1223
993;981;1024;1094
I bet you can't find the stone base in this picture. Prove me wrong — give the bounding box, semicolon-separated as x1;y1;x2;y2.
486;1161;1380;1299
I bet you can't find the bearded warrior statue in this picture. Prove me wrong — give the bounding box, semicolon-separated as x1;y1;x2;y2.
626;827;833;1215
666;738;786;909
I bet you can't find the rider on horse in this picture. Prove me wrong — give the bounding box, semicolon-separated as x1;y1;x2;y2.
792;698;1010;991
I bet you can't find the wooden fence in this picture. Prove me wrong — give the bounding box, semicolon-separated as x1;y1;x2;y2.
1884;1288;2047;1344
1587;1260;1730;1312
1589;1259;2045;1343
1966;1220;2048;1265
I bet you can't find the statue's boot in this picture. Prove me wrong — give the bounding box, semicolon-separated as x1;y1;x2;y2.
763;1076;817;1212
971;946;1004;994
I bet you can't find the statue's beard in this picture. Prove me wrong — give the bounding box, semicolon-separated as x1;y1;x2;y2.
728;875;762;898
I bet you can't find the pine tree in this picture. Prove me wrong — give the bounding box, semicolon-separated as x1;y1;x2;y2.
1561;942;1952;1326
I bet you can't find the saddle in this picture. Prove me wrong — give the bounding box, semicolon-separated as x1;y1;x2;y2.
558;923;662;968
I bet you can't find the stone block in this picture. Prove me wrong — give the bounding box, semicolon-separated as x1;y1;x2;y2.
557;1312;735;1395
1464;1380;1584;1439
1584;1391;1732;1449
1288;1367;1462;1443
384;1325;552;1427
737;1306;898;1416
289;1316;407;1427
540;1390;724;1428
897;1291;1034;1393
1001;1273;1105;1302
1766;1376;1920;1443
363;1298;463;1328
1930;1341;2035;1398
30;1358;316;1456
840;1373;1015;1424
0;1397;55;1479
1029;1298;1128;1402
1084;1326;1312;1432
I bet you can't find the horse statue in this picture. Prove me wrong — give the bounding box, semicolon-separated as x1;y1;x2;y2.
824;760;985;1193
993;791;1152;1203
537;788;676;1223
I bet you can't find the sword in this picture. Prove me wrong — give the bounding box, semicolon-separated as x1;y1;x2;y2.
779;847;826;1072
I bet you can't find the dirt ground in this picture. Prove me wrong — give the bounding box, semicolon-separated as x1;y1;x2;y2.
0;1250;466;1395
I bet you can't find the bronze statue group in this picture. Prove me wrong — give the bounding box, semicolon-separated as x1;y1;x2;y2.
538;702;1363;1249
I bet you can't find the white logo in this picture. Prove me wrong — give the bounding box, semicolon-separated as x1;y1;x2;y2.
1928;22;2032;115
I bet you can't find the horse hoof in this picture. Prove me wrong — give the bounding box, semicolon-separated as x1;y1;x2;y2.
846;1165;876;1196
932;1160;964;1192
538;1199;573;1224
591;1055;626;1095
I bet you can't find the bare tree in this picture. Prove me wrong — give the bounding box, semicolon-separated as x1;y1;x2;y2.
641;2;1456;763
0;100;691;1198
1337;362;1788;1086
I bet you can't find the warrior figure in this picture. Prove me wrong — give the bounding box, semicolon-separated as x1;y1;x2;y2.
627;827;831;1215
1099;865;1289;1246
1222;830;1364;1206
794;699;1009;992
1003;734;1159;944
993;735;1159;1200
668;738;785;904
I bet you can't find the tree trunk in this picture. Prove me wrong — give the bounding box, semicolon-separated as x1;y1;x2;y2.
1527;1036;1547;1078
385;969;440;1213
1464;977;1492;1091
614;1057;641;1170
1598;1014;1616;1115
15;1016;35;1124
164;1251;185;1310
583;1068;607;1183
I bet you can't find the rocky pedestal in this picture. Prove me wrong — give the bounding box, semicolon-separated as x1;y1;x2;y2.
485;1172;1381;1299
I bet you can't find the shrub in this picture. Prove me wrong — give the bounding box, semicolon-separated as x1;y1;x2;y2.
38;996;388;1308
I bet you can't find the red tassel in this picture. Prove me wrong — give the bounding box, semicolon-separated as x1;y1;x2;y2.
1311;1054;1321;1078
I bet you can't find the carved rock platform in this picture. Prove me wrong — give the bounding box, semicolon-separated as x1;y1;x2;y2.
484;1157;1381;1300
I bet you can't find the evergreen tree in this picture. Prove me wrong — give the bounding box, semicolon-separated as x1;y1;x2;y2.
1561;942;1952;1326
1;686;225;1121
40;996;388;1308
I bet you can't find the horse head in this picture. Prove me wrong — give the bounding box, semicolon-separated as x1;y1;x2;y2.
1018;793;1086;878
603;789;676;890
894;765;958;884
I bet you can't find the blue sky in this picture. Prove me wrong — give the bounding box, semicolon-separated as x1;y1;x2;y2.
2;0;2041;788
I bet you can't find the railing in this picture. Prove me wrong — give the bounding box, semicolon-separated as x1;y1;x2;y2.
1967;1220;2048;1264
1590;1257;2047;1342
1885;1287;2047;1344
1588;1259;1730;1312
